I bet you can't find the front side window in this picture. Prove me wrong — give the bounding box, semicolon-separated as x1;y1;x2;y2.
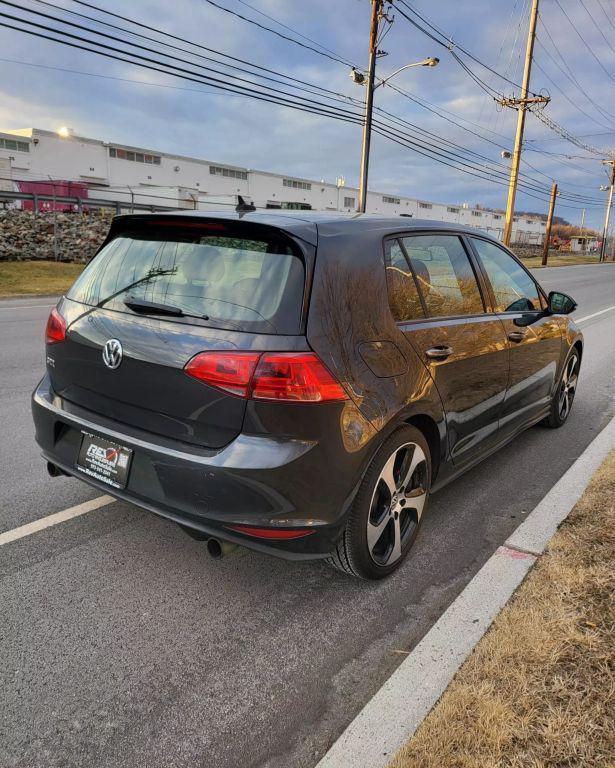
471;238;541;312
384;240;424;322
401;235;484;318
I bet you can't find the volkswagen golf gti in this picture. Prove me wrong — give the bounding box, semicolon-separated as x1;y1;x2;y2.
32;211;582;579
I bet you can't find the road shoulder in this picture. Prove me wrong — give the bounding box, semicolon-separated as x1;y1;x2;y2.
316;415;615;768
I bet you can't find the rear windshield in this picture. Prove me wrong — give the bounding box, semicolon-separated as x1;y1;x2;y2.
67;221;305;334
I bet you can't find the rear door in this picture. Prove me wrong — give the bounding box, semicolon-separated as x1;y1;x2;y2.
385;233;509;467
468;236;562;433
48;217;311;449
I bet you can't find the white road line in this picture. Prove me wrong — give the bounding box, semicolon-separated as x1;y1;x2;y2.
576;304;615;323
0;495;115;546
0;303;54;311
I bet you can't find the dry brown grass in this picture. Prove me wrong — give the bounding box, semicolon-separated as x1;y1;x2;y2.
391;452;615;768
521;252;601;269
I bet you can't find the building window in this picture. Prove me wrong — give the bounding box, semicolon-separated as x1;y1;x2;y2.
383;195;400;204
0;138;29;152
283;178;311;190
109;147;161;165
471;210;482;217
493;214;502;220
447;206;459;214
210;165;248;180
418;202;432;209
343;196;355;208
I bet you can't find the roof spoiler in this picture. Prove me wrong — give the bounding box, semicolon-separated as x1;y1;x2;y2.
236;195;256;213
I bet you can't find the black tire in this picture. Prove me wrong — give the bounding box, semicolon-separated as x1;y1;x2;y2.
542;349;580;429
327;425;431;580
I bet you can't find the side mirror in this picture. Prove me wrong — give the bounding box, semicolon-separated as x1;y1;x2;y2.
547;291;577;315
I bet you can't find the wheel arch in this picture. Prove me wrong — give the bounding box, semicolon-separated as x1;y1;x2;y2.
404;413;441;483
572;339;583;362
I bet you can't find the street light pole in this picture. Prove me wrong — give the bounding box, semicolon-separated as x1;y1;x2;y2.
357;0;382;214
600;160;615;263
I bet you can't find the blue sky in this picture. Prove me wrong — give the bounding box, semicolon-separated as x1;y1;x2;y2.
2;0;614;228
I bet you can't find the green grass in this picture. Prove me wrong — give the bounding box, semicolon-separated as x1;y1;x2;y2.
0;260;85;297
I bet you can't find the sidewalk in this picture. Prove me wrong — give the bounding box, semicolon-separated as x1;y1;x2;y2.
391;450;615;768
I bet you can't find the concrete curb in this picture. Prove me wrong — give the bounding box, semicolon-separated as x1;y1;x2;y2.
316;414;615;768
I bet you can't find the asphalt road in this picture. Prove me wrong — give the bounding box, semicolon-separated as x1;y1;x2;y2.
1;263;615;768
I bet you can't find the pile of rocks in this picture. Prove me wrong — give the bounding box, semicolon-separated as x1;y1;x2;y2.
0;209;114;262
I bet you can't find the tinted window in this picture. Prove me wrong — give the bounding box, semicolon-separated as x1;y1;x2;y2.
384;240;425;322
67;223;305;334
401;235;484;318
471;238;541;312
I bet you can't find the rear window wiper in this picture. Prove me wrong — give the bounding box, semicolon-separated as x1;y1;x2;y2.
124;296;207;320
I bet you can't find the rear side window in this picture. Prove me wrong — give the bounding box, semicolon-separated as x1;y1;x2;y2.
384;240;425;322
401;235;484;318
67;222;305;334
470;238;541;312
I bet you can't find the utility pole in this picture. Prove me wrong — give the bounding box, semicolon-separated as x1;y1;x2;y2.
600;160;615;263
541;181;557;266
357;0;382;214
498;0;549;246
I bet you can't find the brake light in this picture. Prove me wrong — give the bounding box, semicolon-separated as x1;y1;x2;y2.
184;351;260;397
252;353;347;402
45;308;66;344
184;351;347;402
226;524;315;540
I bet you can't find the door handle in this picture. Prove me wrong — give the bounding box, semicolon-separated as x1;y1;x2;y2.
426;346;453;360
508;330;527;342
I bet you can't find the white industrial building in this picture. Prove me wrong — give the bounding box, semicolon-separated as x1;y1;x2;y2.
0;127;547;243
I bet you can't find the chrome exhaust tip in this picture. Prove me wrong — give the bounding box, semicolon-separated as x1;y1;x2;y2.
47;461;66;477
206;538;237;559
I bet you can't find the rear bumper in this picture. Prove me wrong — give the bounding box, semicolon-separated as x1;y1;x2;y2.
32;375;366;559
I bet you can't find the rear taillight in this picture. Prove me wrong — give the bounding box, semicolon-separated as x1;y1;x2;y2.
184;351;347;402
184;351;260;397
252;353;347;402
45;308;66;344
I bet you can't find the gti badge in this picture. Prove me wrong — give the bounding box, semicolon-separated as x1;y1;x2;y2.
102;338;123;370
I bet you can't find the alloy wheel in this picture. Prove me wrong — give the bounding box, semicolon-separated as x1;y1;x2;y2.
366;442;428;566
558;354;578;421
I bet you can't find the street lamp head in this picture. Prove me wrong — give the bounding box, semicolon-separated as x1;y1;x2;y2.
422;57;440;67
349;68;366;85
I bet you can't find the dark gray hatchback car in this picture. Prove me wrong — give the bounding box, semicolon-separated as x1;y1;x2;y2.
32;212;582;579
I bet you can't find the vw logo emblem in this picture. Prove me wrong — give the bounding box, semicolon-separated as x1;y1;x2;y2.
102;338;123;370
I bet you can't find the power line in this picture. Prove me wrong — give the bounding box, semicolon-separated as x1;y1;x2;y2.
393;0;539;94
594;0;615;34
19;0;360;108
576;0;615;58
200;0;355;68
551;0;615;85
535;26;615;124
234;0;352;65
0;2;605;207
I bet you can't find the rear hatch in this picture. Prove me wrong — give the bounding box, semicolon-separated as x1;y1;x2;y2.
48;215;314;448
